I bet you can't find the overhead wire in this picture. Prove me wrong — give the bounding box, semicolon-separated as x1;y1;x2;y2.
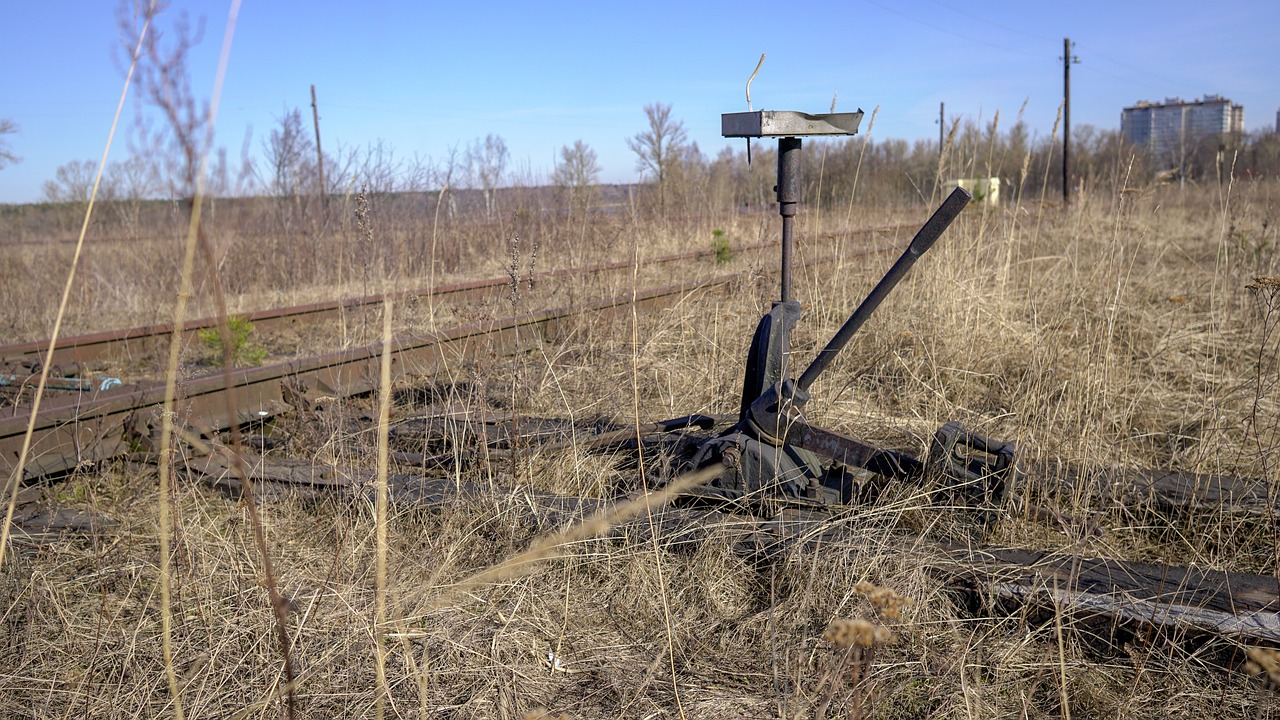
1071;42;1205;97
924;0;1207;99
861;0;1048;60
927;0;1053;41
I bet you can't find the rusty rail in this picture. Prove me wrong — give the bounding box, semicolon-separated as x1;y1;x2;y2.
0;274;740;483
1;224;910;371
1;219;910;485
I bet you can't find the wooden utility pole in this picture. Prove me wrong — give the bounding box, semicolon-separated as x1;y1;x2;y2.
1062;38;1080;206
938;102;945;159
310;84;328;211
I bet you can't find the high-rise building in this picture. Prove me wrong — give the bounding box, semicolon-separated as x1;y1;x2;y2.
1121;95;1244;168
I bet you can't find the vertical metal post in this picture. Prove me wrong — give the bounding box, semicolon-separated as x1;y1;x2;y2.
777;137;801;303
1062;38;1070;207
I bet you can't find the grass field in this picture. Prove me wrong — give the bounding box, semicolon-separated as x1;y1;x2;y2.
3;175;1280;718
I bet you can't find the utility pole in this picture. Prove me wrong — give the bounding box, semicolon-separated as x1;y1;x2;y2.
938;101;945;159
1061;38;1080;206
310;84;328;212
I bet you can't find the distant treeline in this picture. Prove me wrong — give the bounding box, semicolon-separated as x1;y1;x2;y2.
6;107;1280;245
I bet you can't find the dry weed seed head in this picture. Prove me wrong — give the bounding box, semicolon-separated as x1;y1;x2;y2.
507;231;522;305
354;185;373;244
527;234;539;292
823;617;892;649
854;580;913;621
1244;646;1280;685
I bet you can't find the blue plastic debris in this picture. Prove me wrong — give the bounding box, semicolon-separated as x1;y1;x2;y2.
0;373;124;392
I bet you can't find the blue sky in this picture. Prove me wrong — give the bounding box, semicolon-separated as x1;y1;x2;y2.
1;0;1276;204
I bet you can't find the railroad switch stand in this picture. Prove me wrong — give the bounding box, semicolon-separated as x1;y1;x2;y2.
680;108;1016;513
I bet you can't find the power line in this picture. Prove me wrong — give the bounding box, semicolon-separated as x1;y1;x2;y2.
861;0;1048;60
923;0;1205;99
1071;42;1204;96
1074;62;1152;88
926;0;1053;42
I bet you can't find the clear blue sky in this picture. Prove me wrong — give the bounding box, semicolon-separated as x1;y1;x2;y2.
1;0;1276;204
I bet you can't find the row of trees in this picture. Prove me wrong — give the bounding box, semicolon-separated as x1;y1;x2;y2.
10;101;1280;225
9;99;683;215
618;108;1280;213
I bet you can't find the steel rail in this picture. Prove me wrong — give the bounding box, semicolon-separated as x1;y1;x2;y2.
0;223;909;371
1;224;902;486
0;220;915;488
0;273;743;483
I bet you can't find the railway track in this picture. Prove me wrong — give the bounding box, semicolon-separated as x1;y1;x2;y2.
2;216;1272;527
0;221;915;481
0;224;910;373
1;224;914;478
0;274;743;482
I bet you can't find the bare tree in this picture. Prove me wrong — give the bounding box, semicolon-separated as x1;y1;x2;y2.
261;108;313;198
438;143;462;219
398;152;432;193
105;154;159;200
627;102;687;210
42;160;98;205
466;134;508;220
670;141;709;213
0;119;19;169
552;139;600;190
356;139;404;195
551;139;600;218
121;1;211;201
260;108;353;232
317;142;357;195
103;154;160;239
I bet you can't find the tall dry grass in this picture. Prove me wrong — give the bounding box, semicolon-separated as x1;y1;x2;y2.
5;35;1280;713
4;171;1280;717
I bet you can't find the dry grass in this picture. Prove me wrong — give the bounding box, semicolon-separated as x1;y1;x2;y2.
4;178;1280;718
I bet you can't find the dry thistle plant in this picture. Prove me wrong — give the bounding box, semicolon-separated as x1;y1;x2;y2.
1244;646;1280;687
854;580;913;622
815;616;894;719
354;184;377;340
807;580;914;718
528;230;540;294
